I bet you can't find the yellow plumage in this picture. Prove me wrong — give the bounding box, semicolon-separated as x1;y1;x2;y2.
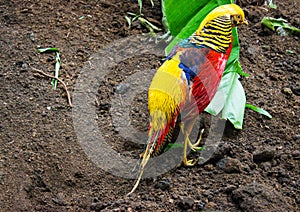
148;53;187;131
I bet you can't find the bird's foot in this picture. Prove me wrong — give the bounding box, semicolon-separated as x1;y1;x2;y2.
189;145;203;152
183;157;199;166
188;129;204;151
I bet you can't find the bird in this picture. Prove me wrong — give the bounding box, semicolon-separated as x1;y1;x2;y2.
127;4;248;195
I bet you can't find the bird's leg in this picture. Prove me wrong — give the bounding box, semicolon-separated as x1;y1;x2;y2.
189;128;204;150
180;121;201;166
180;119;203;151
182;130;199;166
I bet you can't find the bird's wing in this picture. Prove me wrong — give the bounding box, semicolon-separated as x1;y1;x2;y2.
175;46;231;118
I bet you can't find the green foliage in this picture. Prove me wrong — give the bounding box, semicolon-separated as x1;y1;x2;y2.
125;1;160;34
267;0;277;9
262;17;300;34
205;66;246;129
38;47;61;90
37;47;59;53
138;0;143;13
206;77;245;129
125;12;161;34
163;0;272;128
245;104;272;119
137;0;154;13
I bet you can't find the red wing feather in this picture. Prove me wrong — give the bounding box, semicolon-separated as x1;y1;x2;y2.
179;43;233;119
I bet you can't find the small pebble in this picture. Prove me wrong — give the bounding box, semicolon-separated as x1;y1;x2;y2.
90;202;106;211
206;201;217;209
52;193;67;206
292;134;300;140
154;180;170;191
115;83;130;94
259;162;272;172
204;164;214;171
291;86;300;96
291;150;300;159
216;158;242;173
282;87;293;95
223;185;237;194
30;32;35;42
253;149;275;163
196;201;205;210
177;197;194;210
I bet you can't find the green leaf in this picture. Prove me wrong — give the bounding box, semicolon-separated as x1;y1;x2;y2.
38;47;60;90
127;12;138;16
245;103;272;119
164;0;232;37
261;17;300;33
286;50;294;54
221;74;245;129
138;17;161;32
205;71;246;129
138;0;143;14
52;51;61;90
125;16;132;28
267;0;277;9
225;27;240;68
37;47;59;53
150;0;154;7
161;0;168;30
224;57;249;77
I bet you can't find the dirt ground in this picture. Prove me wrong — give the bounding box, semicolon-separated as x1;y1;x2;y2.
1;0;299;211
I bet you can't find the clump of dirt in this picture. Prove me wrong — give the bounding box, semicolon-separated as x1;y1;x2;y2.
0;0;299;211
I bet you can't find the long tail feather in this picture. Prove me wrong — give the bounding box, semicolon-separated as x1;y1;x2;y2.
127;131;158;196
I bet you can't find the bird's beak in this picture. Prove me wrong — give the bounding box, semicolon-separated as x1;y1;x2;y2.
243;19;249;25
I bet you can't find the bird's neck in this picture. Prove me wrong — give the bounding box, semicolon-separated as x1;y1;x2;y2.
189;15;233;53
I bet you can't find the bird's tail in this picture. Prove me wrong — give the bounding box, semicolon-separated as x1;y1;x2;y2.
127;129;158;196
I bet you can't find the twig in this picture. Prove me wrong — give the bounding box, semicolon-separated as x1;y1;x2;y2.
31;66;73;107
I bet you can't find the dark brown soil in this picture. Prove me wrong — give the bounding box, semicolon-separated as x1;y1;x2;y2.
1;0;299;211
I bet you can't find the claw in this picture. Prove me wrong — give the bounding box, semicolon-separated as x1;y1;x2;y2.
183;157;199;166
182;124;203;167
188;128;204;151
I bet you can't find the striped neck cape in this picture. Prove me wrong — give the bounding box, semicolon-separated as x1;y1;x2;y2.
189;15;232;53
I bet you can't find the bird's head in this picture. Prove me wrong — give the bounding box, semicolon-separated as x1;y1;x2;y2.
231;13;248;27
196;4;248;35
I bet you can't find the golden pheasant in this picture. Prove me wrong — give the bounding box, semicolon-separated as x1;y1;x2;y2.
128;4;248;195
